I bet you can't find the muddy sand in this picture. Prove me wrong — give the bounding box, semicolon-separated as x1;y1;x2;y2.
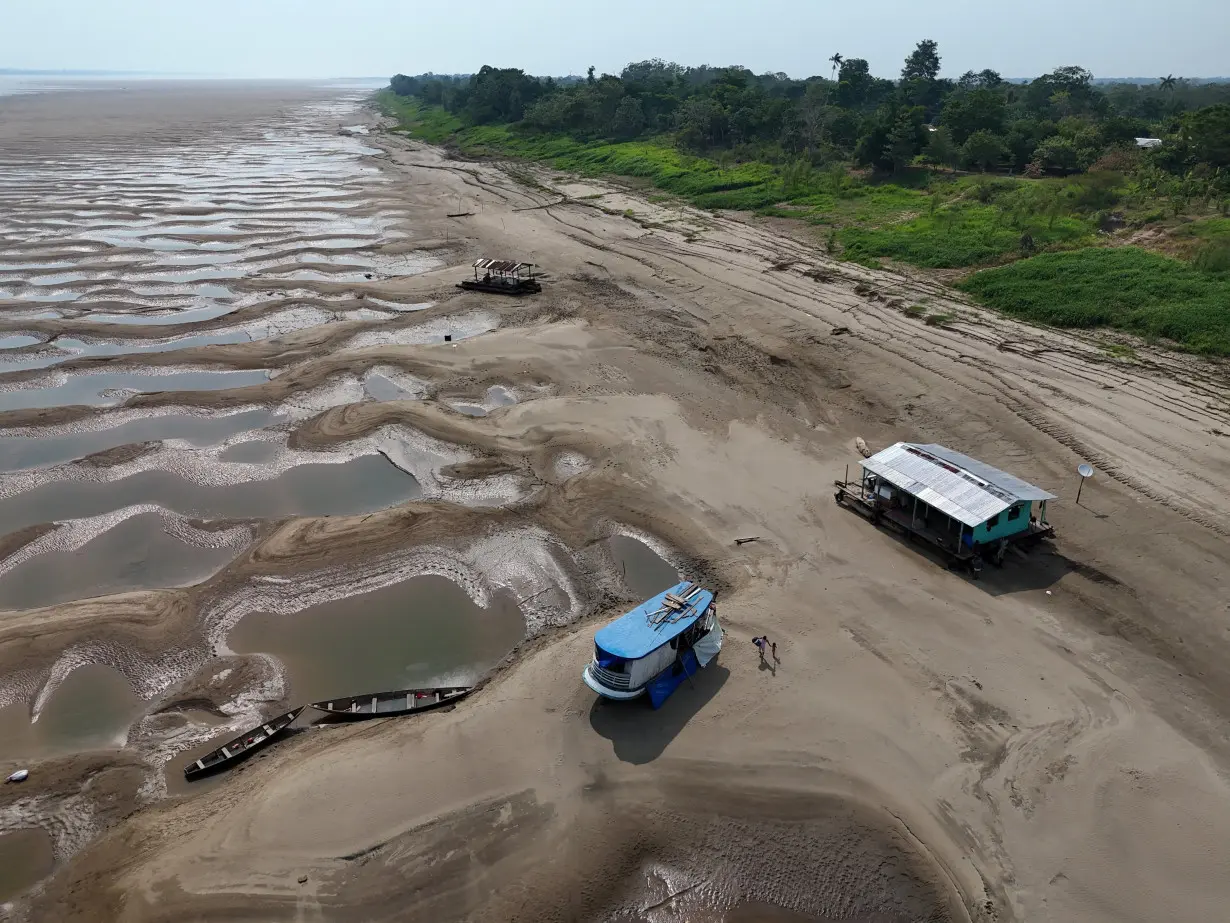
2;83;1230;922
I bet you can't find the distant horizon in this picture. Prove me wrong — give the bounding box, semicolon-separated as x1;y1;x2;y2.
5;0;1229;81
4;67;1230;85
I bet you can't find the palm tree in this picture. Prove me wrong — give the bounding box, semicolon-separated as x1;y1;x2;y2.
1159;74;1177;92
829;53;844;81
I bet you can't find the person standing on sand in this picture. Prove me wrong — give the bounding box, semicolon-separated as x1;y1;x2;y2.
753;636;767;661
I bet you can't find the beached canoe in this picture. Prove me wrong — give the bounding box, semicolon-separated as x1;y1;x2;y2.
309;686;471;720
182;706;304;781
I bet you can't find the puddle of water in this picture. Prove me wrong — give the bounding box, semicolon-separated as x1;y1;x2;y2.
61;329;251;353
362;370;421;402
0;330;254;374
0;512;246;611
448;385;518;417
486;385;517;407
218;440;280;463
361;376;410;403
0;453;420;532
130;238;246;252
0;335;41;350
85;303;241;325
27;272;96;287
0;351;66;373
0;409;279;471
4;310;63;321
7;289;80;302
608;535;679;600
192;283;234;299
150;267;246;283
0;261;76;271
292;237;379;249
0;664;143;761
0;368;270;411
0;828;55;904
228;575;524;704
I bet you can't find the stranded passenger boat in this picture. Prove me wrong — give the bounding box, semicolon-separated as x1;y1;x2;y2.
583;581;722;708
458;258;542;295
183;706;304;781
309;686;472;720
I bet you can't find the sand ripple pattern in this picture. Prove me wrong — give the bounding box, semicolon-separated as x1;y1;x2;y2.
0;96;431;328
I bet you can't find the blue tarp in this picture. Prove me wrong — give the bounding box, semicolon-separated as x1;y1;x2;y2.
595;649;622;669
594;581;714;660
646;649;700;708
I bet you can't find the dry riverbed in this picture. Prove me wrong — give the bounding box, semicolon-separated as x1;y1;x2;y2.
0;81;1229;923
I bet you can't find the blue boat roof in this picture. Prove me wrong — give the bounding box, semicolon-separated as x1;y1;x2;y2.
594;581;714;659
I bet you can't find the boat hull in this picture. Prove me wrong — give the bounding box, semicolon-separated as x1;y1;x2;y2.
457;280;541;296
183;707;303;781
582;664;645;701
309;687;472;721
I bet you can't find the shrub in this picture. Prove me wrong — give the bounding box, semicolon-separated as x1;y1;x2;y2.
1193;238;1230;273
839;204;1089;268
959;247;1230;355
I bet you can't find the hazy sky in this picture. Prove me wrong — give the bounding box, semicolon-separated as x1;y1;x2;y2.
4;0;1228;80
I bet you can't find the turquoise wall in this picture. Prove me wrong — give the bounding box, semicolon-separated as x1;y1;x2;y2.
973;502;1032;543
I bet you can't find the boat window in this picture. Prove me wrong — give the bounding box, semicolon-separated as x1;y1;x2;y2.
594;646;625;671
986;513;1000;528
1007;505;1022;520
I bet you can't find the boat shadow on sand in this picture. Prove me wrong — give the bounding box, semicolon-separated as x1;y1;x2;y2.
588;663;729;766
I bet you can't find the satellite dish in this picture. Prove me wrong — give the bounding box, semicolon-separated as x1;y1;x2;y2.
1076;463;1094;504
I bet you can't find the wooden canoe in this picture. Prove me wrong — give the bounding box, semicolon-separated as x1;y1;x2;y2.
182;706;304;781
309;686;471;720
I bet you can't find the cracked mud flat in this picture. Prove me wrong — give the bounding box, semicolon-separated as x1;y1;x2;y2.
3;82;1230;923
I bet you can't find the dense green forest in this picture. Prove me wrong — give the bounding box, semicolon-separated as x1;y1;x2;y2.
382;43;1230;355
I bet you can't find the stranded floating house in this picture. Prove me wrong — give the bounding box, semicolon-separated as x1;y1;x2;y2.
834;442;1055;575
583;581;722;708
458;258;542;295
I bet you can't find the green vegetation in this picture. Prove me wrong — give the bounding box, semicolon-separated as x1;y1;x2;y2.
1100;342;1139;360
375;91;462;143
1177;217;1230;241
1193;237;1230;273
839;204;1089;268
383;52;1230;353
959;248;1230;355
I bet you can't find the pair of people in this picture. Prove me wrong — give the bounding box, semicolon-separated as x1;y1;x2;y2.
752;635;777;661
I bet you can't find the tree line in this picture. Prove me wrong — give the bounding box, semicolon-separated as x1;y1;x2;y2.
389;44;1230;187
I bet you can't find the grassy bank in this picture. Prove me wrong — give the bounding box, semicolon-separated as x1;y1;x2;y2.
377;91;1230;356
839;205;1088;269
959;247;1230;355
376;91;463;143
377;92;1099;268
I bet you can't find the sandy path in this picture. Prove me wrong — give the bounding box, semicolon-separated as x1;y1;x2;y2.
10;102;1230;923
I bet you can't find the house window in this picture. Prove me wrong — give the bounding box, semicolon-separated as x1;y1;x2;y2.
986;513;1000;528
1007;505;1022;521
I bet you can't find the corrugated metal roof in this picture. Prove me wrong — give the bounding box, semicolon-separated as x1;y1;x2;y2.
473;258;532;273
861;442;1052;527
914;444;1056;502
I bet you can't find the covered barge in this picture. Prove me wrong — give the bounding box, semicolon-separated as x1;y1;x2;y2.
834;442;1055;576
